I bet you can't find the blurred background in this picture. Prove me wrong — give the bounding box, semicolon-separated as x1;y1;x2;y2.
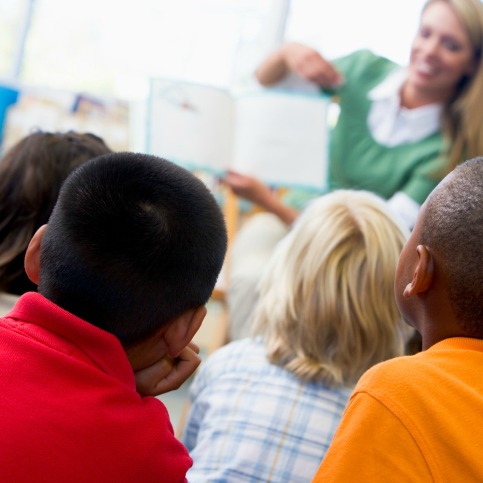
0;0;428;432
0;0;426;153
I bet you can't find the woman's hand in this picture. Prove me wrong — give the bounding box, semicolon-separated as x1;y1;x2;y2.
282;43;344;87
256;42;343;87
223;170;276;209
222;170;299;225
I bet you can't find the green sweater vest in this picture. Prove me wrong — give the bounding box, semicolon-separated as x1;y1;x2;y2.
328;50;446;205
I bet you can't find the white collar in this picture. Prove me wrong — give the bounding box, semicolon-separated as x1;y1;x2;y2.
367;67;442;146
368;67;408;101
368;67;442;115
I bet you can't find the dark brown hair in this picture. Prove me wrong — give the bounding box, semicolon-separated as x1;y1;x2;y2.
0;130;112;295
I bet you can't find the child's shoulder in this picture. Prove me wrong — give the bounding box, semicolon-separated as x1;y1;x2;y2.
354;352;430;399
189;338;266;396
199;337;265;376
353;340;476;401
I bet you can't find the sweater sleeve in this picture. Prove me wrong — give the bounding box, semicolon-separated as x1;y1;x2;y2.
311;392;433;482
399;150;448;205
322;50;397;96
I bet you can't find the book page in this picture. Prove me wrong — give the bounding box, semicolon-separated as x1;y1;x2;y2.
148;79;235;173
232;90;329;191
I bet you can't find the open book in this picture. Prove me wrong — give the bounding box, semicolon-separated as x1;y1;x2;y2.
147;79;330;191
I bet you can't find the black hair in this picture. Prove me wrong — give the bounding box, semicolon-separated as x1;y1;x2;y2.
421;156;483;336
39;152;227;346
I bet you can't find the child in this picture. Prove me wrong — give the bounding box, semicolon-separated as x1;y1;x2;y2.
224;0;483;338
181;190;412;482
0;130;112;314
312;156;483;481
0;152;227;482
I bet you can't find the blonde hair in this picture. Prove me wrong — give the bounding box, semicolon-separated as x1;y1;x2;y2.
252;190;412;387
424;0;483;168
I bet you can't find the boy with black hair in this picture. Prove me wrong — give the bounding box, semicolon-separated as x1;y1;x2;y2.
0;152;227;482
312;156;483;481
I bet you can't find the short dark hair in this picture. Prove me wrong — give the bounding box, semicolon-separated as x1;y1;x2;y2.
0;130;112;295
421;156;483;336
39;152;227;346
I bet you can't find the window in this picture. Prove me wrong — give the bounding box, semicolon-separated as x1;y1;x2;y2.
19;0;280;99
0;1;32;81
285;0;426;64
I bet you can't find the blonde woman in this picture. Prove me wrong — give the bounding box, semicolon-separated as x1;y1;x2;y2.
182;190;412;483
225;0;483;338
228;0;483;226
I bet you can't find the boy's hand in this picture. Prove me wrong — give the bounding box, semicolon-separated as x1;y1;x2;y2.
134;342;201;397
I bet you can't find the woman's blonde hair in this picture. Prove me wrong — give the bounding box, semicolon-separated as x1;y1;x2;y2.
424;0;483;168
252;190;412;387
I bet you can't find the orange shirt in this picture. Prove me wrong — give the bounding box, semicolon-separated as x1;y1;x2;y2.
312;338;483;482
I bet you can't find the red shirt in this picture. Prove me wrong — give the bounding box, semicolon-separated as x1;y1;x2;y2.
0;292;192;482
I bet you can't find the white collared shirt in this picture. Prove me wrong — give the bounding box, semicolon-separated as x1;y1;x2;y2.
367;68;442;146
367;68;442;228
273;68;441;229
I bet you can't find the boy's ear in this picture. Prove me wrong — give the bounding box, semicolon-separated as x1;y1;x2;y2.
24;225;48;285
403;244;434;298
163;305;207;358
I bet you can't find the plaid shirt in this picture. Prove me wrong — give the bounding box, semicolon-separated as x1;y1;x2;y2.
182;338;352;482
